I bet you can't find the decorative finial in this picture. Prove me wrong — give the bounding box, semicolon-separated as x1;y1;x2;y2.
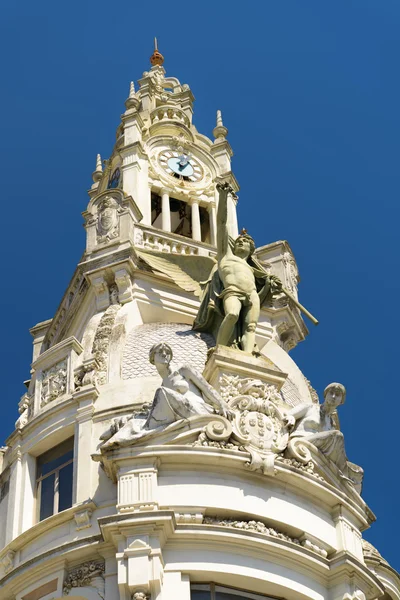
240;228;248;235
125;81;140;110
150;37;164;66
213;109;228;141
92;153;103;183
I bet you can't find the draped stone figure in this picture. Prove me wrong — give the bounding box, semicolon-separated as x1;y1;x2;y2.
101;342;232;448
288;382;364;492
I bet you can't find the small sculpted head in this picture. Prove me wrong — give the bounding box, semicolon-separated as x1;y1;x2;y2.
149;342;173;367
233;231;255;260
109;284;119;305
323;382;346;412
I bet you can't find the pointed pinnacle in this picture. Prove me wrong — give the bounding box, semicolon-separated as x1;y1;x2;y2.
213;109;228;140
125;80;140;110
92;153;103;183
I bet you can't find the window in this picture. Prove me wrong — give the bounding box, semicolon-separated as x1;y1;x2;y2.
151;192;162;226
191;585;276;600
36;438;74;521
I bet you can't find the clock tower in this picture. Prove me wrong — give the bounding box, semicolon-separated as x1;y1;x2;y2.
90;41;238;251
83;42;307;351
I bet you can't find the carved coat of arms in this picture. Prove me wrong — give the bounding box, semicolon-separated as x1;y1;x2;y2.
97;197;120;243
219;376;294;475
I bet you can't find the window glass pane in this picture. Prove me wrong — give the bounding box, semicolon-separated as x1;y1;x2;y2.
37;438;74;477
217;593;249;600
191;590;212;600
58;461;73;512
39;472;55;521
38;449;73;477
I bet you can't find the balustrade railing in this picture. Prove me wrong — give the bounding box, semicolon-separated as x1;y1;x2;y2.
150;105;190;128
133;224;215;257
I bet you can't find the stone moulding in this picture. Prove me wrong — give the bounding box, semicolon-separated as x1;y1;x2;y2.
43;271;88;349
0;550;15;576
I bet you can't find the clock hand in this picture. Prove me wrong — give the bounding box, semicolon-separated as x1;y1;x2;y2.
178;154;190;169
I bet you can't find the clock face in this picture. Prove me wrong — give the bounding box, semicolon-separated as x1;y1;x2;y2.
158;150;203;182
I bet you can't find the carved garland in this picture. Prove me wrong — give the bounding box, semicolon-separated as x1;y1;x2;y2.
91;303;121;386
203;517;327;557
63;560;105;597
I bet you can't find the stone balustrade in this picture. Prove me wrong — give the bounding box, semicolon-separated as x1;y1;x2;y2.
134;224;215;256
150;105;190;128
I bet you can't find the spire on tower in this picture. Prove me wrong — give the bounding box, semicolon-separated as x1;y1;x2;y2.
92;153;103;183
150;37;164;66
125;81;140;110
213;109;228;140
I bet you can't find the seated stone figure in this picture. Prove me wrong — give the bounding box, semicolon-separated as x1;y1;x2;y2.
288;382;363;492
101;342;231;448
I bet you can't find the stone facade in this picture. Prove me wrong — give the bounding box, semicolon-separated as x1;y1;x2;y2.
0;46;398;600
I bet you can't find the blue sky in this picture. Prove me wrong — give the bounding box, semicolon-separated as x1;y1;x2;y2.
1;0;399;571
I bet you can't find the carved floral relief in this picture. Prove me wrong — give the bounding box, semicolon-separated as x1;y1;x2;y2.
40;360;67;407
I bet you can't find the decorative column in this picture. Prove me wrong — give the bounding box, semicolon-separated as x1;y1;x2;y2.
5;446;23;543
208;201;217;246
161;189;171;232
190;198;201;242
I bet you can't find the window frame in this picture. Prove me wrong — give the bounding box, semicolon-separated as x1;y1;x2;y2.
191;584;277;600
35;438;74;522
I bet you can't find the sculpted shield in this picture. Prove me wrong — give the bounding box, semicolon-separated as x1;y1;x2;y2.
222;377;293;475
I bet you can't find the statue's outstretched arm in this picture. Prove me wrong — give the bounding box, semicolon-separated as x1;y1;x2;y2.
180;365;232;418
288;403;311;421
216;182;233;260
